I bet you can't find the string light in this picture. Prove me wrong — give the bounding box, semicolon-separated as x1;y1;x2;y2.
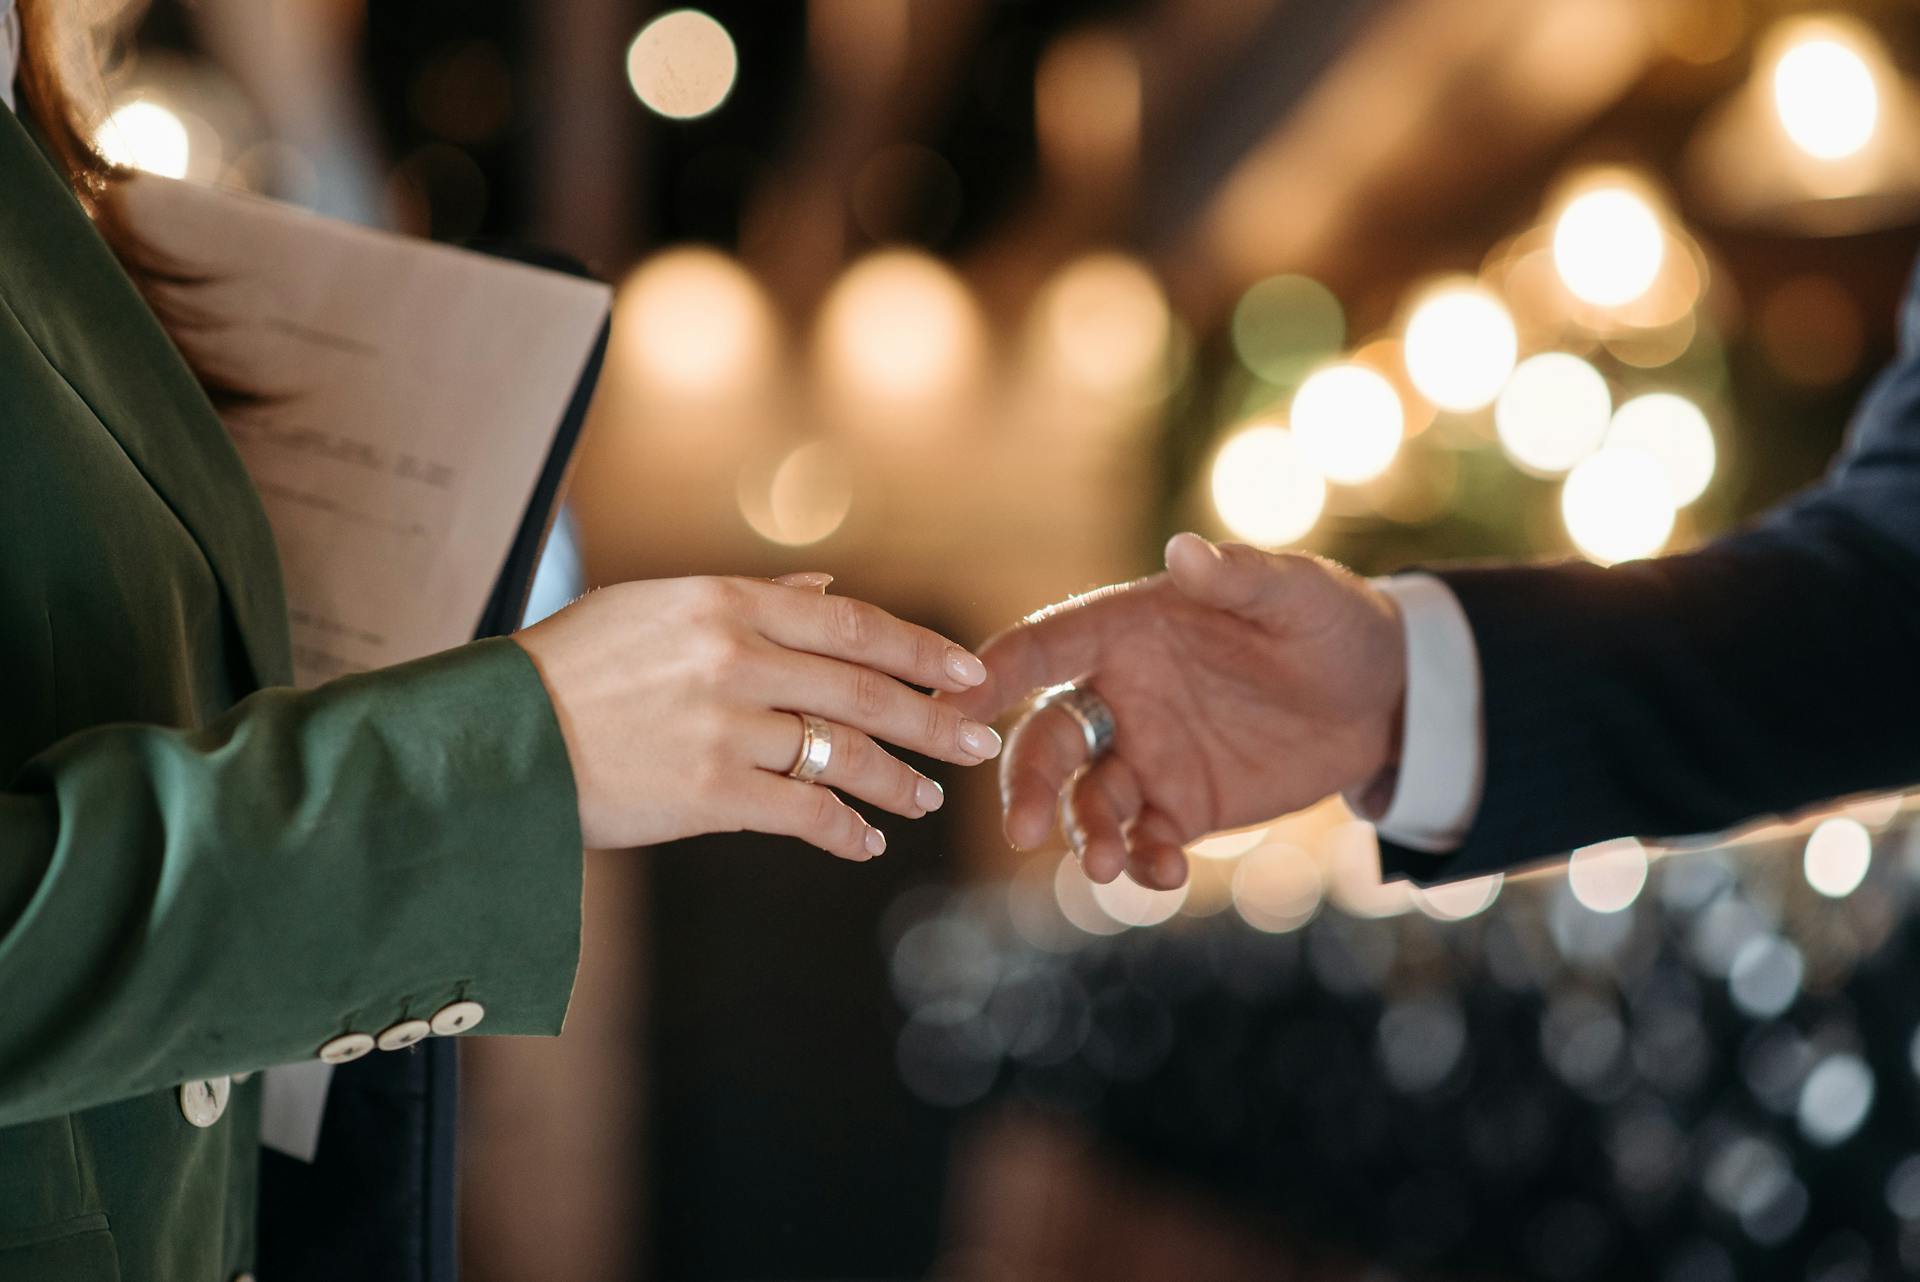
1773;31;1879;161
1289;363;1404;485
738;442;854;546
626;9;739;120
1567;838;1649;913
95;100;191;178
1402;282;1517;413
1804;817;1871;898
1562;447;1676;565
617;249;777;399
1208;424;1326;547
1552;184;1666;308
1409;874;1503;921
1606;393;1716;506
1495;353;1612;476
815;250;987;407
1090;870;1189;928
1039;254;1170;399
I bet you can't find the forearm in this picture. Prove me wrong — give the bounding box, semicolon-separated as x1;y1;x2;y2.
0;637;583;1125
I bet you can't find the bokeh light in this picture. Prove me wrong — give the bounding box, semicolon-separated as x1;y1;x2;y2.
815;250;987;407
738;442;854;546
1039;253;1171;399
1208;424;1327;547
1231;275;1345;388
1089;870;1189;928
1053;854;1127;936
1606;393;1716;506
1403;282;1517;412
1494;353;1612;476
1772;32;1879;161
1561;447;1677;565
1187;826;1270;862
618;248;777;398
1290;362;1404;485
1230;844;1323;933
1035;28;1141;178
1804;816;1872;898
1409;874;1503;921
1567;838;1650;913
626;10;739;120
1552;185;1666;308
95;100;191;179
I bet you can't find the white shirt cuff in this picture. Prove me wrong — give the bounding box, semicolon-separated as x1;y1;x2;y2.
1346;573;1484;853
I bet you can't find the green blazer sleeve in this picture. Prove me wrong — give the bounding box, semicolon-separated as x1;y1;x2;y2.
0;637;583;1128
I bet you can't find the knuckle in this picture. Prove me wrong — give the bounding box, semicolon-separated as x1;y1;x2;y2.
923;697;952;747
851;666;891;717
827;596;871;650
910;630;943;681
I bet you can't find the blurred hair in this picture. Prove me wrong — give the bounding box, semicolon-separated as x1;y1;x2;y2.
16;0;252;401
15;0;133;206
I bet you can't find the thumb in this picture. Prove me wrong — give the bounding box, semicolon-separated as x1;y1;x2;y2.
1163;533;1305;625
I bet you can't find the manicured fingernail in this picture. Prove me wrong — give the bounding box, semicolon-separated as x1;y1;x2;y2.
915;778;945;813
865;827;887;857
960;721;1002;759
945;647;987;686
776;571;834;590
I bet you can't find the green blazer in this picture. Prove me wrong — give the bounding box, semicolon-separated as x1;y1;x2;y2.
0;108;584;1280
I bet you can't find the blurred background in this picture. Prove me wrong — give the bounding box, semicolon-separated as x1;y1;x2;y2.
99;0;1920;1277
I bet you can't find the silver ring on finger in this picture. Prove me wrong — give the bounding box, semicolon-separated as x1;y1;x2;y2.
1038;684;1117;762
787;713;834;782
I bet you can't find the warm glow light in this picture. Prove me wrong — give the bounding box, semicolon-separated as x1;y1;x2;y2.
1325;821;1412;918
1605;393;1716;505
1804;816;1872;897
1773;35;1879;161
96;100;191;179
739;442;854;546
1041;254;1170;398
1562;448;1677;565
1403;283;1517;413
1553;185;1666;308
1209;425;1326;547
1090;870;1189;927
618;249;776;398
1187;826;1270;861
816;250;986;406
1053;855;1127;936
1409;874;1503;921
1567;838;1649;913
1230;844;1323;933
1035;28;1141;177
626;10;739;120
1291;363;1404;484
1495;353;1612;476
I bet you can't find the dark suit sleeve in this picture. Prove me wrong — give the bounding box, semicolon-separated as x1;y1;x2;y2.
1379;261;1920;885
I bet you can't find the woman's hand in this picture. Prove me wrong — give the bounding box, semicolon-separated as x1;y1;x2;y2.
514;574;1002;859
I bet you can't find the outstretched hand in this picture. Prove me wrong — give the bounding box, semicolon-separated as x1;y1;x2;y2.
945;534;1407;889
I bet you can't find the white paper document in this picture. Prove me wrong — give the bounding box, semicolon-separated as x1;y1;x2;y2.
117;175;611;688
115;176;610;1159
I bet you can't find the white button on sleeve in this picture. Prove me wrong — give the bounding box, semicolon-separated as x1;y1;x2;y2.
1349;574;1485;853
429;1000;485;1036
376;1019;432;1052
317;1032;375;1065
178;1076;231;1128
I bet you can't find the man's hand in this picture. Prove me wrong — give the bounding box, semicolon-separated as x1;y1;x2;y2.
946;533;1408;890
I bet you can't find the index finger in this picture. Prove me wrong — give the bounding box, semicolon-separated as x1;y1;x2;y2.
738;581;988;694
944;577;1159;722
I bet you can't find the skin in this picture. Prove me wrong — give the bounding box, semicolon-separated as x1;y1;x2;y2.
515;572;1002;860
944;533;1407;890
